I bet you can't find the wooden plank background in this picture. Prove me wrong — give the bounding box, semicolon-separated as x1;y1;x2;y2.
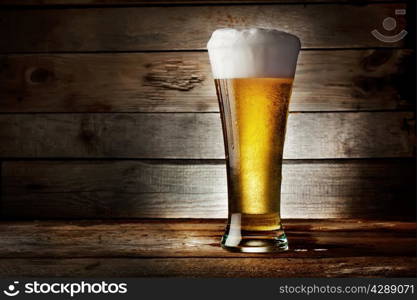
0;49;413;112
0;3;410;52
2;160;414;219
0;112;413;159
0;0;415;220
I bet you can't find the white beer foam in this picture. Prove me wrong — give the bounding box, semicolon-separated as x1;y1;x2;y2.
207;28;301;79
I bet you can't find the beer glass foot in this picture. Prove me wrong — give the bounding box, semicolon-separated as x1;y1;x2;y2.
221;230;288;253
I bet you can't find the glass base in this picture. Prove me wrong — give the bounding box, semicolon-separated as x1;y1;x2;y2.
221;230;288;253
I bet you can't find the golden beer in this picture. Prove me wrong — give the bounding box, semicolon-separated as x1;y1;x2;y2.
216;78;293;224
208;28;300;252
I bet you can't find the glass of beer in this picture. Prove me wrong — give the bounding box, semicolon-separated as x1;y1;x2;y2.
207;28;301;252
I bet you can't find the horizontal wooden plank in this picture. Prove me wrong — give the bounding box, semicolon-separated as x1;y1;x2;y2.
1;49;413;112
0;219;414;277
0;4;409;52
0;112;414;159
2;160;415;218
0;220;414;258
0;0;402;6
0;257;414;277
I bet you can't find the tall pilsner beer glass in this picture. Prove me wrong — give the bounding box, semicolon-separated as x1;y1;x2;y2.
207;28;300;252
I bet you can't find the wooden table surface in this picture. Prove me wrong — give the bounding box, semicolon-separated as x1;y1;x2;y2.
0;219;415;277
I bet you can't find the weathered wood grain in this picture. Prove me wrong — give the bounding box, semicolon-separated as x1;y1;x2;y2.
0;220;413;277
0;112;414;159
1;50;413;112
0;220;414;258
0;257;414;277
2;160;415;218
0;0;402;6
0;4;409;52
